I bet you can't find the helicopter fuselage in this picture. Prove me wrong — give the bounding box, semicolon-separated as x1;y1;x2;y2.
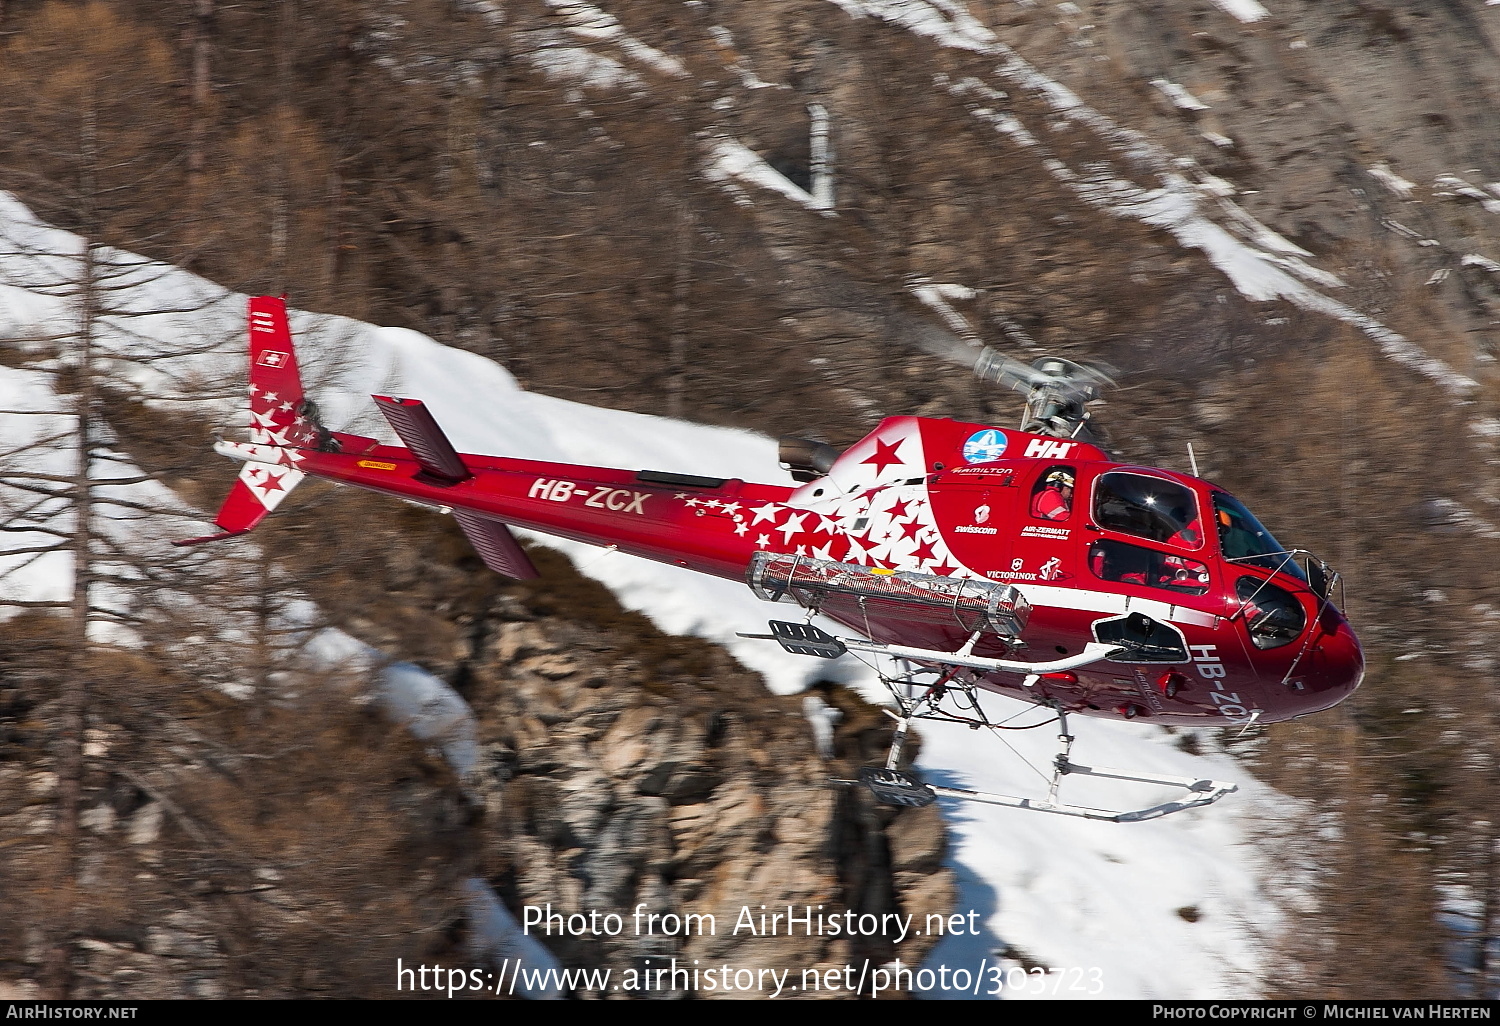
278;411;1361;727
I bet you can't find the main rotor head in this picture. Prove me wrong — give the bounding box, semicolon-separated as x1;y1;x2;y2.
972;350;1115;441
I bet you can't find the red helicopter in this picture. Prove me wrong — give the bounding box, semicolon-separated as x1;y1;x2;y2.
180;297;1363;822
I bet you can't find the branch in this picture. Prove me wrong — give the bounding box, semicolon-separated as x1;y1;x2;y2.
0;479;68;499
86;605;141;624
113;767;220;852
0;470;77;485
84;474;156;486
0;430;76;460
0;524;73;539
92;495;206;518
0;542;69;557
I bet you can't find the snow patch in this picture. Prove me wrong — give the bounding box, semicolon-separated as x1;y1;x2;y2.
529;45;639;91
379;662;480;776
1434;174;1500;214
1151;78;1210;112
1208;0;1269;23
708;25;784;91
909;279;982;341
543;0;685;78
464;879;565;998
838;11;1479;396
1367;163;1416;200
702;137;829;214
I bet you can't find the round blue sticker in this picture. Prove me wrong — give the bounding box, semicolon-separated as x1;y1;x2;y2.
962;429;1008;464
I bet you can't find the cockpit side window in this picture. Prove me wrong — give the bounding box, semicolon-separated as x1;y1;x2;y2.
1093;472;1203;550
1029;465;1076;521
1236;576;1306;649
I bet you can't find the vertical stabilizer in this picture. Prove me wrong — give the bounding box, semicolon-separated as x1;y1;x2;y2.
248;296;322;449
175;297;311;546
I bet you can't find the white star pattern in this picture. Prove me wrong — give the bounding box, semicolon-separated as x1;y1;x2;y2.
655;420;982;586
777;511;809;544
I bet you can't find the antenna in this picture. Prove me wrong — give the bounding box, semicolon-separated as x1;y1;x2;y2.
1187;442;1200;478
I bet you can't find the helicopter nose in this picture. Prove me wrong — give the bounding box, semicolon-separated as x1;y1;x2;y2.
1300;617;1364;710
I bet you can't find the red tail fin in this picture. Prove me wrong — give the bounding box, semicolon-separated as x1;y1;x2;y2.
248;296;322;449
174;298;312;546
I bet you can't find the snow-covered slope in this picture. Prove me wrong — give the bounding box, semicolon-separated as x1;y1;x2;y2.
0;193;1289;999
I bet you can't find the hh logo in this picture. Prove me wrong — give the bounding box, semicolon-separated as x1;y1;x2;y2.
257;350;290;368
1024;438;1075;459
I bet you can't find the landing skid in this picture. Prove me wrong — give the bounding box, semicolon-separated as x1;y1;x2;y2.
743;618;1239;822
861;687;1237;823
920;759;1239;824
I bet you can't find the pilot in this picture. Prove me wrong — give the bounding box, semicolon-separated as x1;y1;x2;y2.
1032;469;1074;521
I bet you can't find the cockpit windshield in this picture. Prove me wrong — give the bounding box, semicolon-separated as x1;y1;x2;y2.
1212;492;1306;581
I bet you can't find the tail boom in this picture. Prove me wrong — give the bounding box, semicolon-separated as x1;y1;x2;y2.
182;297;793;584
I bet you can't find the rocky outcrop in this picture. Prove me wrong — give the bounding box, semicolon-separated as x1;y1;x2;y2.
462;571;953;996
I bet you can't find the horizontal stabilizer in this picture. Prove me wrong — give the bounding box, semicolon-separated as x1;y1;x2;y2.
452;510;539;580
174;460;305;547
373;396;470;485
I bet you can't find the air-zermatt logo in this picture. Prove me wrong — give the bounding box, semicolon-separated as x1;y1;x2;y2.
961;429;1007;464
257;350;290;368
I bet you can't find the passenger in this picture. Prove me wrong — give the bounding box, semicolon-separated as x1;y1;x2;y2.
1032;469;1074;521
